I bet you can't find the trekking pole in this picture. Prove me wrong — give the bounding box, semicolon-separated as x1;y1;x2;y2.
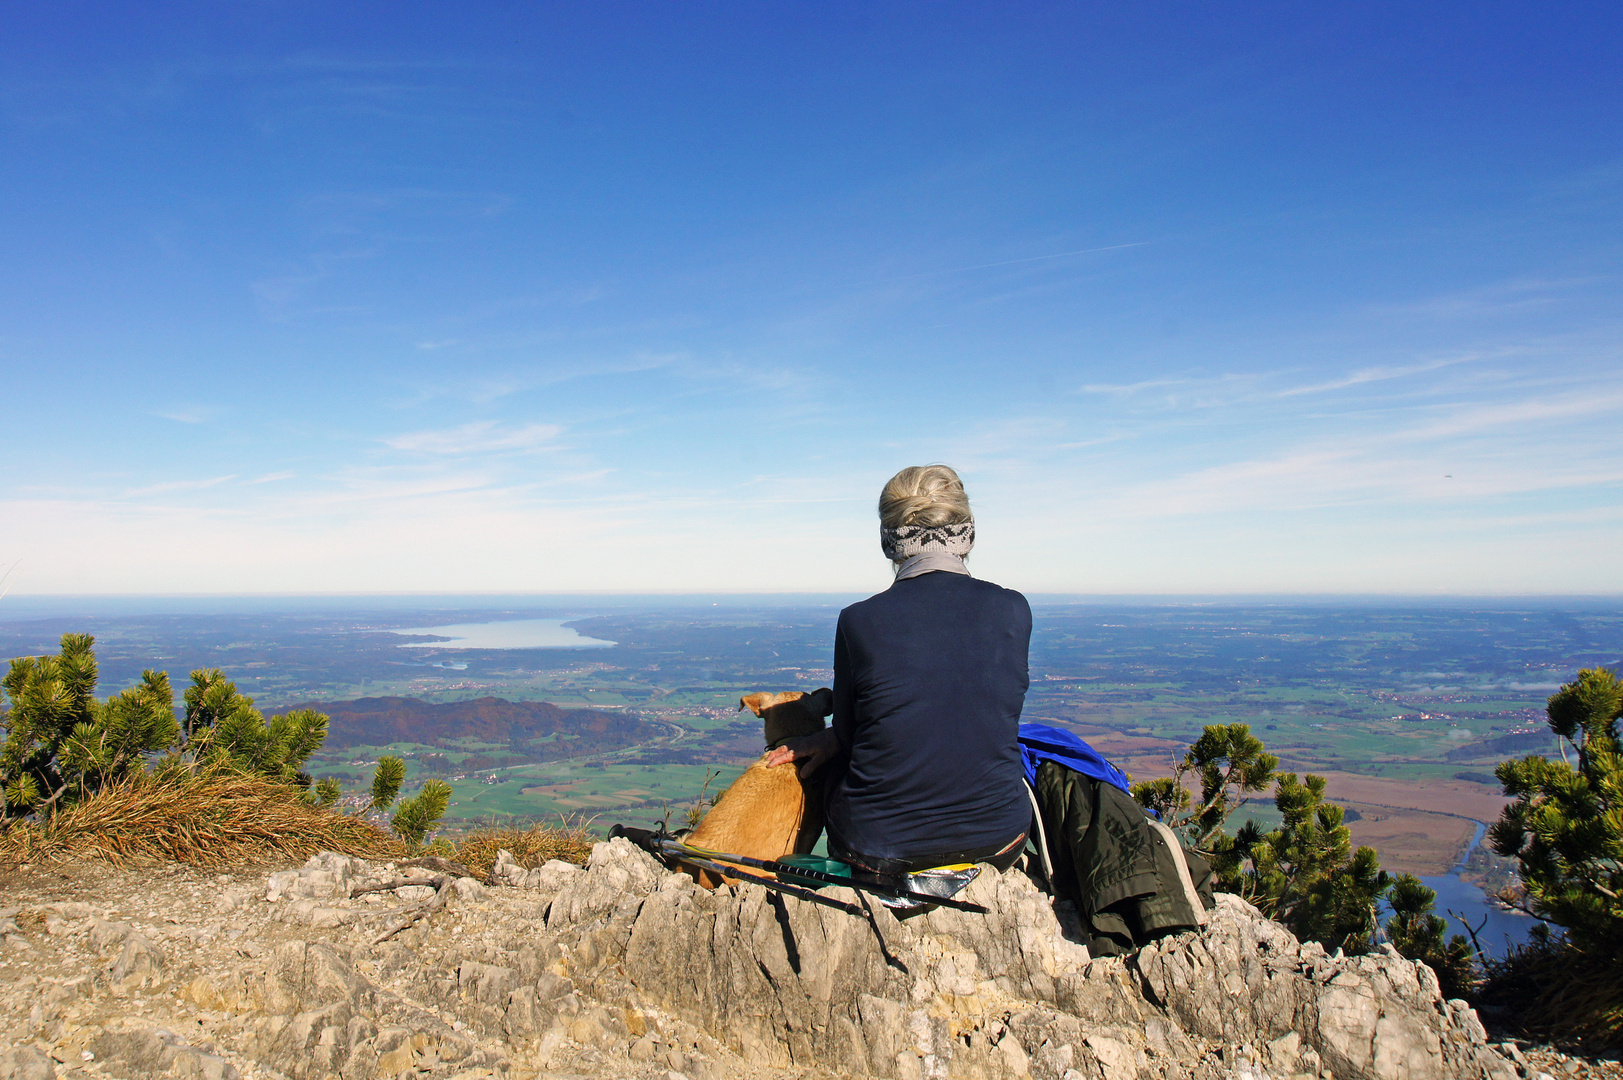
660;838;989;914
610;825;990;914
609;825;865;915
672;852;867;916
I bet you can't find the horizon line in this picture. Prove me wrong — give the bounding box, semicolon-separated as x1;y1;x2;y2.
2;589;1621;608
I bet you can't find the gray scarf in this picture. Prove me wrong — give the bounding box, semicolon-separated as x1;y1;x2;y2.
893;551;971;580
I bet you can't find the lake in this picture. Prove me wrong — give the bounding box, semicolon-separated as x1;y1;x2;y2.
390;618;616;650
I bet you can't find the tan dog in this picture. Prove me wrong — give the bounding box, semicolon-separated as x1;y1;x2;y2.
682;688;832;887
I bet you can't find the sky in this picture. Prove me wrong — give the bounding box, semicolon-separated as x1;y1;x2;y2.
1;3;1620;598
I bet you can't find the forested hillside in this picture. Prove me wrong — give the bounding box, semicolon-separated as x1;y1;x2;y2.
285;696;658;757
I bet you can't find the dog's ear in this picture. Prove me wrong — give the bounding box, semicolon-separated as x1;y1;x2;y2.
806;687;833;717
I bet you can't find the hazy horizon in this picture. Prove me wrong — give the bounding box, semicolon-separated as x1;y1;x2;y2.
3;590;1621;623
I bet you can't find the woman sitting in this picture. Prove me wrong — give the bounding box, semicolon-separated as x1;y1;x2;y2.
768;465;1031;876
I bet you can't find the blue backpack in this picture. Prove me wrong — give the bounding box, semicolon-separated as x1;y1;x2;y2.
1017;722;1132;796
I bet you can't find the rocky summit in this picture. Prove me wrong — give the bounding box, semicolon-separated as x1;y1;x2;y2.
0;839;1523;1080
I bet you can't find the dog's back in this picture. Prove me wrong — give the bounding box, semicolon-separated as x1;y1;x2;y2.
682;689;831;886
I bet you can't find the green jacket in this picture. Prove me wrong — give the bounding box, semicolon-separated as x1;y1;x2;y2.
1035;760;1213;956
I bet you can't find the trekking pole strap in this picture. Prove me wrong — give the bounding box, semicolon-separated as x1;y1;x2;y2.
1024;779;1054;884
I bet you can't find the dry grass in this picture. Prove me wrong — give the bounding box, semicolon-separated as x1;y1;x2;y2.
0;771;597;877
451;820;595;880
0;770;405;869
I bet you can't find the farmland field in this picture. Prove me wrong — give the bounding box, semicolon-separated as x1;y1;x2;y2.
3;595;1618;874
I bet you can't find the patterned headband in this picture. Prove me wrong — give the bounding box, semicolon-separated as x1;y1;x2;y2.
880;521;975;561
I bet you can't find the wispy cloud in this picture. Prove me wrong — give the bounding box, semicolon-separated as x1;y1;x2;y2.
1403;389;1623;441
251;249;374;319
300;188;511;224
1077;377;1192;396
1379;277;1597;321
904;241;1151;280
1072;372;1271;412
383;420;563;454
124;475;237;497
1072;352;1520;419
1073;385;1623;522
314;465;500;502
1078;357;1482;407
250;471;294;484
404;352;679;406
1275;356;1475;397
157;407;215;424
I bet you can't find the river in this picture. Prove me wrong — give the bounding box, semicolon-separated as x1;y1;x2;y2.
1413;820;1543;959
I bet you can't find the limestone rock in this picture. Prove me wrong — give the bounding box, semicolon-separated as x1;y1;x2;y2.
108;931;166;991
452;876;488;901
88;916;132;951
0;1046;54;1080
525;858;583;892
92;1024;240;1079
265;851;377;901
539;842;1515;1080
491;849;528;888
0;846;1522;1080
544;838;662;928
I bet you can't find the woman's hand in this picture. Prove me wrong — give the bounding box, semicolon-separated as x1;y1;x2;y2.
763;727;840;779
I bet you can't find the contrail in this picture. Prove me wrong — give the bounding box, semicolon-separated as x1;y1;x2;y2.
905;241;1150;279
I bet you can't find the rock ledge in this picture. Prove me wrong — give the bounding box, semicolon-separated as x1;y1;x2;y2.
0;841;1519;1080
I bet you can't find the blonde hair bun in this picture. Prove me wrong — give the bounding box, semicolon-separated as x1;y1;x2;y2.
879;465;972;530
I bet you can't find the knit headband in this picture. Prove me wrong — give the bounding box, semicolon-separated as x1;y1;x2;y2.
880;521;975;561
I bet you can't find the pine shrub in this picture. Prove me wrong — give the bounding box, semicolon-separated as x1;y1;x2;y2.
1485;667;1623;1045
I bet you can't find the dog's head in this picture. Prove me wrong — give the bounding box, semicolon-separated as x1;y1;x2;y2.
740;687;833;749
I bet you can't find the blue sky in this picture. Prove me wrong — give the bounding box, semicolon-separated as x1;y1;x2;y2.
1;3;1619;596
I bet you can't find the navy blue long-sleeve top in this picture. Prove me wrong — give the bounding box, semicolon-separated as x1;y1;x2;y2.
824;570;1033;862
